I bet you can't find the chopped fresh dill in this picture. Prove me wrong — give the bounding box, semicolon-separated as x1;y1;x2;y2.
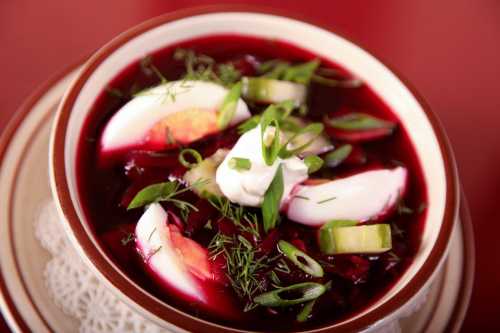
317;197;337;204
417;202;427;214
120;233;135;246
140;55;167;83
391;223;405;237
147;228;156;242
204;220;213;230
106;87;125;99
173;48;241;87
146;246;162;261
387;251;401;262
396;193;414;215
208;196;260;238
397;203;414;215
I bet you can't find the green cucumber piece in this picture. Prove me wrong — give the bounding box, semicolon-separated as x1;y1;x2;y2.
318;223;392;254
241;77;307;106
318;220;358;254
183;149;228;197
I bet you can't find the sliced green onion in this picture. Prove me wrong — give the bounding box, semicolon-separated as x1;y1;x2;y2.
260;106;282;166
263;61;290;79
327;112;396;131
238;115;261;134
324;144;353;168
258;59;320;85
279;122;324;158
304;155;324;174
228;157;251;171
217;81;242;130
178;148;202;169
312;74;363;88
296;300;315;322
253;282;326;307
282;59;320;85
262;164;284;233
278;240;324;277
296;280;332;322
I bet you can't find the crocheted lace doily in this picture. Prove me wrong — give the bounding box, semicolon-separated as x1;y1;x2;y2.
35;200;163;333
34;200;426;333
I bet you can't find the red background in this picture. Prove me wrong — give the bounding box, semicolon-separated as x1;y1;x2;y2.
0;1;498;332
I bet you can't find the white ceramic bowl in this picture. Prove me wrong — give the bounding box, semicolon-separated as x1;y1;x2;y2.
50;8;459;333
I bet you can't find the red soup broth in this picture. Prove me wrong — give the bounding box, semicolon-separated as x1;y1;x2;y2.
76;35;427;331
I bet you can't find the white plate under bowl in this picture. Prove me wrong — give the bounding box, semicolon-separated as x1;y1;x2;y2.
0;66;474;333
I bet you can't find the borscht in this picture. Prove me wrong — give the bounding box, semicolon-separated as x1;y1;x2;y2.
77;35;427;331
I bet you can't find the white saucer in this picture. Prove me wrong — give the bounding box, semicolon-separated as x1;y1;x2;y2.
0;66;474;333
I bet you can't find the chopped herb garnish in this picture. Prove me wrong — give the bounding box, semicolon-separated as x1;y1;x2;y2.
326;112;396;131
324;144;352;168
127;179;208;210
178;148;203;169
228;157;252;171
278;240;324;277
258;59;319;85
217;63;242;86
208;232;273;308
293;195;310;201
254;282;326;307
262;164;284;233
311;74;363;88
121;233;135;246
417;202;428;214
296;280;332;322
260;110;281;166
147;228;157;242
204;220;213;230
238;115;261;134
140;55;167;83
208;196;260;238
217;81;242;130
304;155;324;174
279;122;324;158
398;203;414;215
147;246;162;261
282;59;320;85
106;87;125;99
317;196;337;204
173;48;241;86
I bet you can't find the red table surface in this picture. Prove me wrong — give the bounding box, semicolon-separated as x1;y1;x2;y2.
1;0;498;332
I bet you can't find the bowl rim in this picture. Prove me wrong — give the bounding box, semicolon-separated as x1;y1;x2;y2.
49;5;459;333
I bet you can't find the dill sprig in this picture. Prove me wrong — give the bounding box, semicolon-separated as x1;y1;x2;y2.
208;196;260;238
173;48;241;87
209;232;275;311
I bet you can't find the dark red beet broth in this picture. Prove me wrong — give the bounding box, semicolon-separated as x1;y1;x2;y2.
76;35;427;331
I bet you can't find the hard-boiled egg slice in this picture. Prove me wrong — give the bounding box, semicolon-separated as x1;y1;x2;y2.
101;80;250;152
135;203;207;302
135;203;241;319
286;167;408;226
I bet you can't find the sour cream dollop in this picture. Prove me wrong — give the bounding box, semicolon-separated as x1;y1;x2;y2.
215;125;308;207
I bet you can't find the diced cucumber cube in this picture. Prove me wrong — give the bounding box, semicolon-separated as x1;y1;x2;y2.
241;77;307;106
318;223;392;254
